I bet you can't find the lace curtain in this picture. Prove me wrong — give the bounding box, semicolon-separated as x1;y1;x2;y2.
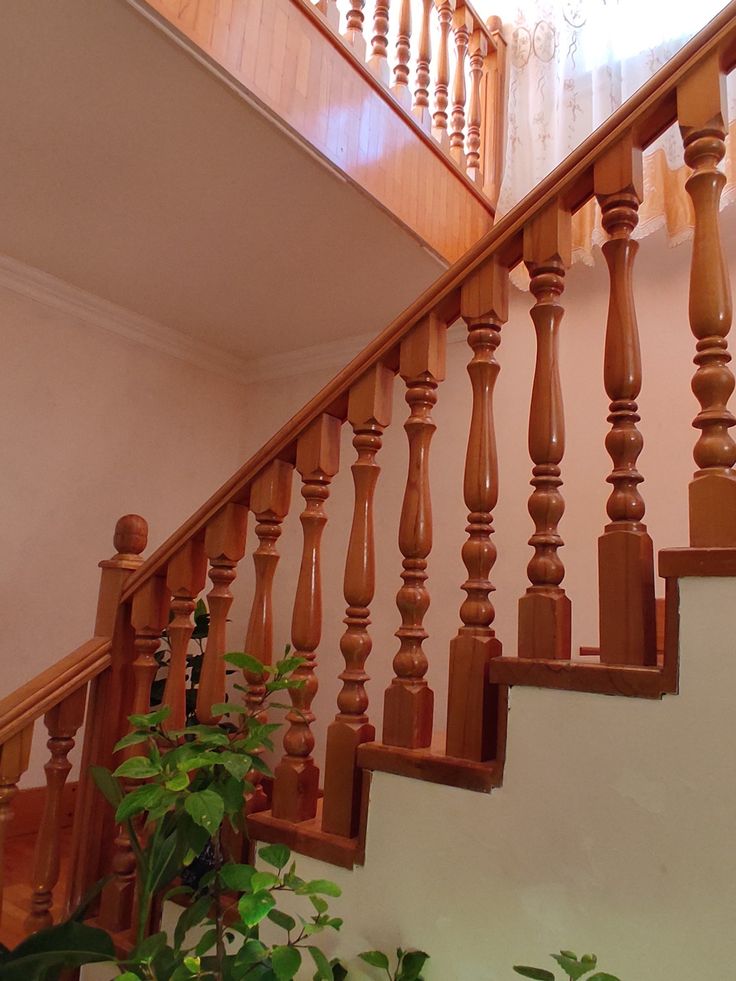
488;0;736;263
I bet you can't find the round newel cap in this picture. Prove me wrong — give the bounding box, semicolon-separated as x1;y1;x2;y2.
113;514;148;556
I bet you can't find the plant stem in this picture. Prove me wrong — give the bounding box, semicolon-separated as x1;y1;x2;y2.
213;832;226;980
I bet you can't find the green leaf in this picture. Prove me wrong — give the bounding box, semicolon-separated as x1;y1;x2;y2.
399;950;430;980
114;731;150;752
112;756;162;779
194;928;218;956
238;891;276;927
148;829;183;896
296;879;341;898
219;753;251;781
251;871;279;892
329;960;348;981
180;726;230;746
267;908;296;932
174;895;212;948
117;973;142;980
552;953;599;980
133;931;167;962
164;771;190;792
90;766;123;808
272;945;302;980
586;975;622;981
224;651;271;675
234;939;268;969
219;863;256;891
129;706;171;728
513;969;556;980
115;784;165;823
308;945;334;980
309;896;328;915
258;843;291;870
0;922;115;979
184;789;225;834
359;951;390;970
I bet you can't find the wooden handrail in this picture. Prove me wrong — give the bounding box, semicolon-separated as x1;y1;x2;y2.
0;638;111;747
123;1;736;603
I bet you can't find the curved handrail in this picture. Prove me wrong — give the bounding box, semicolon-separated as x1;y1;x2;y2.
0;637;112;747
122;0;736;601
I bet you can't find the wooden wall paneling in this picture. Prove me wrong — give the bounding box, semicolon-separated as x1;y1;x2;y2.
322;365;394;837
164;540;209;731
518;202;573;661
594;134;657;667
197;504;249;723
383;314;446;748
272;415;341;823
446;257;508;761
677;52;736;546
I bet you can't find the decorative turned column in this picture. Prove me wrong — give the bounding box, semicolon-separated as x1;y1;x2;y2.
164;541;208;731
367;1;391;85
466;28;488;184
518;203;572;660
383;314;446;748
272;415;341;823
67;515;147;914
412;0;433;129
594;134;657;667
343;0;366;58
26;687;87;932
392;0;413;109
315;0;340;32
432;0;455;151
0;727;32;922
446;258;508;761
242;460;292;814
197;504;249;724
322;365;393;837
450;6;473;167
677;53;736;546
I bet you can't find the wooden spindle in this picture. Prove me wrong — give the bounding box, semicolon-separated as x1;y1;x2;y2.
465;28;488;184
272;415;341;823
432;0;455;150
450;6;472;166
0;727;32;924
315;0;340;32
197;504;249;724
383;315;446;749
344;0;366;59
322;366;393;837
26;687;87;932
164;541;208;731
518;203;572;661
368;1;391;85
243;460;293;814
392;0;412;109
68;515;147;914
412;0;433;128
678;53;736;546
594;135;657;667
98;575;168;933
446;258;508;761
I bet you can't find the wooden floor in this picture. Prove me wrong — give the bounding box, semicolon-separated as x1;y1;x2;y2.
1;827;72;950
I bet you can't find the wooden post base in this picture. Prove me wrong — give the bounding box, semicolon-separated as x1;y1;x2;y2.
599;526;656;665
446;634;501;761
321;719;375;838
382;681;433;749
97;874;134;934
689;472;736;547
518;588;571;660
271;759;320;824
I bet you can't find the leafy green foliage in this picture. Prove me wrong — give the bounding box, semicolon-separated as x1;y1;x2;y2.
359;947;430;981
514;950;622;981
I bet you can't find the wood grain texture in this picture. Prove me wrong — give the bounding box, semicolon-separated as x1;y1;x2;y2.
0;728;33;924
248;797;359;869
357;737;504;793
164;540;208;731
659;546;736;577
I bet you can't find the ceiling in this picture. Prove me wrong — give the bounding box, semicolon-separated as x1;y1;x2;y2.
0;0;445;362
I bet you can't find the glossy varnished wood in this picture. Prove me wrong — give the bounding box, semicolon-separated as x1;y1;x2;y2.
358;735;505;793
164;540;208;731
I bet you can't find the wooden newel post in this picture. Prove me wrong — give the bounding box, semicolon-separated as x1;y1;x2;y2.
272;415;341;823
518;203;572;660
447;257;507;761
677;53;736;547
383;314;446;748
197;504;249;724
67;514;147;913
594;134;657;666
164;541;208;731
322;365;393;837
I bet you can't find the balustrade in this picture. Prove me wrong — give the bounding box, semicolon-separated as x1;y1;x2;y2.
164;541;208;731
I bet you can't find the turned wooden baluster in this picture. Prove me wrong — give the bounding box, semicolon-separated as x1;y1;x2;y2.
315;0;340;31
518;203;572;660
98;575;169;933
383;315;446;748
447;257;508;761
164;541;208;731
272;415;341;822
412;0;433;129
26;687;87;932
242;460;293;814
197;504;249;724
368;1;391;84
322;365;393;837
0;727;32;923
594;135;657;667
432;0;455;150
392;0;412;109
450;7;472;167
68;515;147;913
344;0;366;58
677;54;736;546
466;28;488;184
